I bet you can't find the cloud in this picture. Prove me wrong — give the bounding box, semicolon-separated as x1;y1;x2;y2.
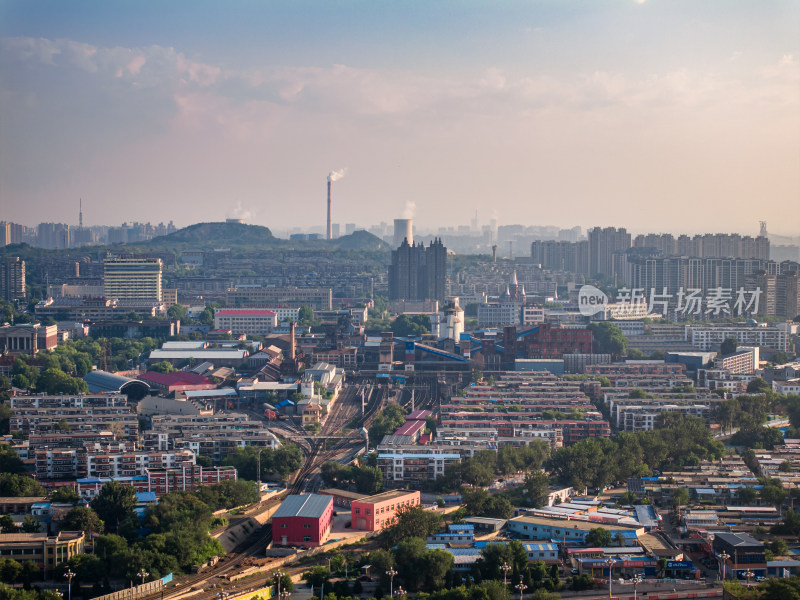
3;35;797;130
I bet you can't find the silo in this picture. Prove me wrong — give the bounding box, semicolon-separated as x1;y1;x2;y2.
393;218;413;247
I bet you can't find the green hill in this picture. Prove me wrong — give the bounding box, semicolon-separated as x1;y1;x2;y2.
147;221;274;246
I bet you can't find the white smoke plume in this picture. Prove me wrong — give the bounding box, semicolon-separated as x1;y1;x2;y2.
227;200;252;221
402;200;416;219
327;168;347;183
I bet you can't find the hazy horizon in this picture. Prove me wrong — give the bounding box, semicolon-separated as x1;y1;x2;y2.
1;1;798;237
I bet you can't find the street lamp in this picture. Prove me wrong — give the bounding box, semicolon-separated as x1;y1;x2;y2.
217;592;229;600
515;582;527;600
386;569;397;599
501;562;512;589
605;558;614;600
280;592;291;600
64;568;75;600
272;571;286;597
719;551;729;581
744;570;754;587
137;570;149;587
394;586;406;600
632;573;642;600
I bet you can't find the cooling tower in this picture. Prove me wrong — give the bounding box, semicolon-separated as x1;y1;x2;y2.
393;218;413;248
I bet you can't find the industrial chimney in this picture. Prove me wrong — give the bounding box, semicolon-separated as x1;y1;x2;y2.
327;180;332;240
289;321;296;360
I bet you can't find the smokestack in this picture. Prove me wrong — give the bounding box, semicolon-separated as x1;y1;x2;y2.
327;180;332;240
326;169;346;241
393;218;413;248
290;321;296;360
492;245;498;263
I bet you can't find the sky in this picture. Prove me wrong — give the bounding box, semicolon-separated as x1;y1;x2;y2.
1;1;799;237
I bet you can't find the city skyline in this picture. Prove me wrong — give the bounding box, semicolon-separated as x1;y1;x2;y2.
1;1;798;235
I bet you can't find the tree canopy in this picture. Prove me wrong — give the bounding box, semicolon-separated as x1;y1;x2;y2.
588;322;627;357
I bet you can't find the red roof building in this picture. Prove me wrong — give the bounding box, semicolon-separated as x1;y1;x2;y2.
138;371;216;394
393;419;426;442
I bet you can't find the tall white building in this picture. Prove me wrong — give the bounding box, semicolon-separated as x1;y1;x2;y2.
103;257;163;302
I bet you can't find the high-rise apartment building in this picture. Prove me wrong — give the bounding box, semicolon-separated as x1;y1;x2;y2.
633;233;769;260
0;256;26;301
744;271;777;317
388;238;447;303
588;227;631;279
531;240;590;274
103;257;163;302
776;271;800;320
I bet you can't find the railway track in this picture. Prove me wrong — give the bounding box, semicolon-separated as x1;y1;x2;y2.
149;384;393;597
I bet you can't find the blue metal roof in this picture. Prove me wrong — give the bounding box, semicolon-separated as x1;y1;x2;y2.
449;524;475;532
273;494;332;519
523;543;559;551
83;370;149;394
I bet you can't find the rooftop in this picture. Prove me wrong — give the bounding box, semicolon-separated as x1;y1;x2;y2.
138;371;214;387
273;494;332;520
215;309;277;316
357;490;420;504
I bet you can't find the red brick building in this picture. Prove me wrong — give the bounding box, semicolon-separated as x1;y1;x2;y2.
519;324;593;359
351;490;421;532
272;494;333;548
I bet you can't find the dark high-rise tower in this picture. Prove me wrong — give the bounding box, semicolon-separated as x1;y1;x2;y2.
388;238;447;303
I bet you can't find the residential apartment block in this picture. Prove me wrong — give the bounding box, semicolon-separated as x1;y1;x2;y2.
103;256;163;302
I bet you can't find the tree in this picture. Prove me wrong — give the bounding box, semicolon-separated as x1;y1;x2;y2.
298;306;314;325
0;559;23;584
167;304;188;322
720;338;738;356
394;537;427;590
421;548;454;591
20;516;39;533
671;488;690;510
0;473;45;497
478;540;529;580
390;314;431;337
770;510;800;535
0;515;16;533
320;461;342;487
196;455;214;468
303;565;330;593
90;481;136;533
0;445;26;474
747;378;771;395
761;479;788;509
50;487;79;503
381;505;442;547
736;487;759;505
63;506;105;538
588;322;628;358
618;491;637;505
354;465;384;495
368;403;408;448
584;528;613;547
522;471;551;508
770;539;789;556
35;368;89;394
149;361;175;374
